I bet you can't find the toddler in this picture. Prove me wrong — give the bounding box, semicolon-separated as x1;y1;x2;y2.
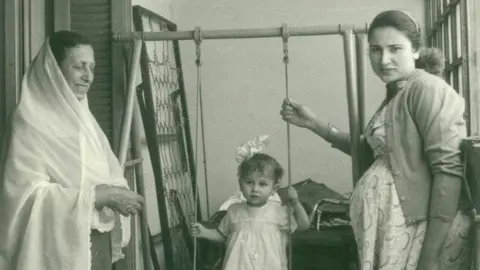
191;135;310;270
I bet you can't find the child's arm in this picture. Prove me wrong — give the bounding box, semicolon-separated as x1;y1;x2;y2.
286;186;310;231
290;199;310;231
191;223;226;243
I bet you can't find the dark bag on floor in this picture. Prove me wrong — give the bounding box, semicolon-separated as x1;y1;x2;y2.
277;178;350;230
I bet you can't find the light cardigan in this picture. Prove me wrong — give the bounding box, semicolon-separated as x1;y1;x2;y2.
332;69;466;225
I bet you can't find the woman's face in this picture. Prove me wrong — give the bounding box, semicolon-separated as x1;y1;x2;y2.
59;45;95;101
368;26;419;83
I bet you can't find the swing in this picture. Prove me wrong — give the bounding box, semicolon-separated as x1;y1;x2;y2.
116;16;368;269
191;24;295;270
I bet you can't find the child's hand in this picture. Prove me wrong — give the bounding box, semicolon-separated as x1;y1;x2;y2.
190;222;207;238
287;186;299;202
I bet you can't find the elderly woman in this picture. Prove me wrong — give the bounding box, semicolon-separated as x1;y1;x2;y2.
0;31;145;270
281;10;471;270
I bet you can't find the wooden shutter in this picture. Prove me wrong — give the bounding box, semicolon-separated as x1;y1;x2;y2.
70;0;113;142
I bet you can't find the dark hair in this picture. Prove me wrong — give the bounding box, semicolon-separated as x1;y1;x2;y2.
368;10;445;76
237;153;284;184
49;30;91;65
415;47;445;77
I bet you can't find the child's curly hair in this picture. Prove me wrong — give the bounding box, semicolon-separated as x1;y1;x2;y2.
237;153;284;184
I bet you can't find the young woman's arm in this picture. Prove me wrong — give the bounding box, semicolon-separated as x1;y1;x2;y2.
306;117;352;155
409;79;465;260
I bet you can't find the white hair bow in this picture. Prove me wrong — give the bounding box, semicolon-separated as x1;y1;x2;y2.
235;135;270;163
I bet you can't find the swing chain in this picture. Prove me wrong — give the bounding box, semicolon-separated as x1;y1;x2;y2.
192;25;204;270
282;23;293;270
281;23;290;65
194;26;203;66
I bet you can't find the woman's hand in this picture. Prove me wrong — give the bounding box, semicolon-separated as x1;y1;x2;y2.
418;248;443;270
418;218;452;270
280;98;317;129
95;185;145;216
418;255;441;270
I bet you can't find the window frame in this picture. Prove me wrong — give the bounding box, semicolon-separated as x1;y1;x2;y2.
425;0;479;135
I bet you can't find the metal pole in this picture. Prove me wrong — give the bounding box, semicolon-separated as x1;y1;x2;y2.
118;40;142;166
355;33;367;132
120;41;156;270
131;99;155;270
113;24;368;42
342;29;362;184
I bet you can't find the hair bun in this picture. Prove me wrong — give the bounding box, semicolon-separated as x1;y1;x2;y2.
415;47;445;77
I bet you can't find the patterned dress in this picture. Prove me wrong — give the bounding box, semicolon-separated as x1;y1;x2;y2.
218;201;297;270
349;103;472;270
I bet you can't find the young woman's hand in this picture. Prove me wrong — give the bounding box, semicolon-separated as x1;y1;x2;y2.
280;98;317;129
418;252;441;270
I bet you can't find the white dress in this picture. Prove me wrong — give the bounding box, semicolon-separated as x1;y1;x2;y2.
218;201;297;270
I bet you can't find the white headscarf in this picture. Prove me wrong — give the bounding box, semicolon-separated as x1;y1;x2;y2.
0;37;130;270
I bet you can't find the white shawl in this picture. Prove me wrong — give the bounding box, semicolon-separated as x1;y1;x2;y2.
0;39;130;270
